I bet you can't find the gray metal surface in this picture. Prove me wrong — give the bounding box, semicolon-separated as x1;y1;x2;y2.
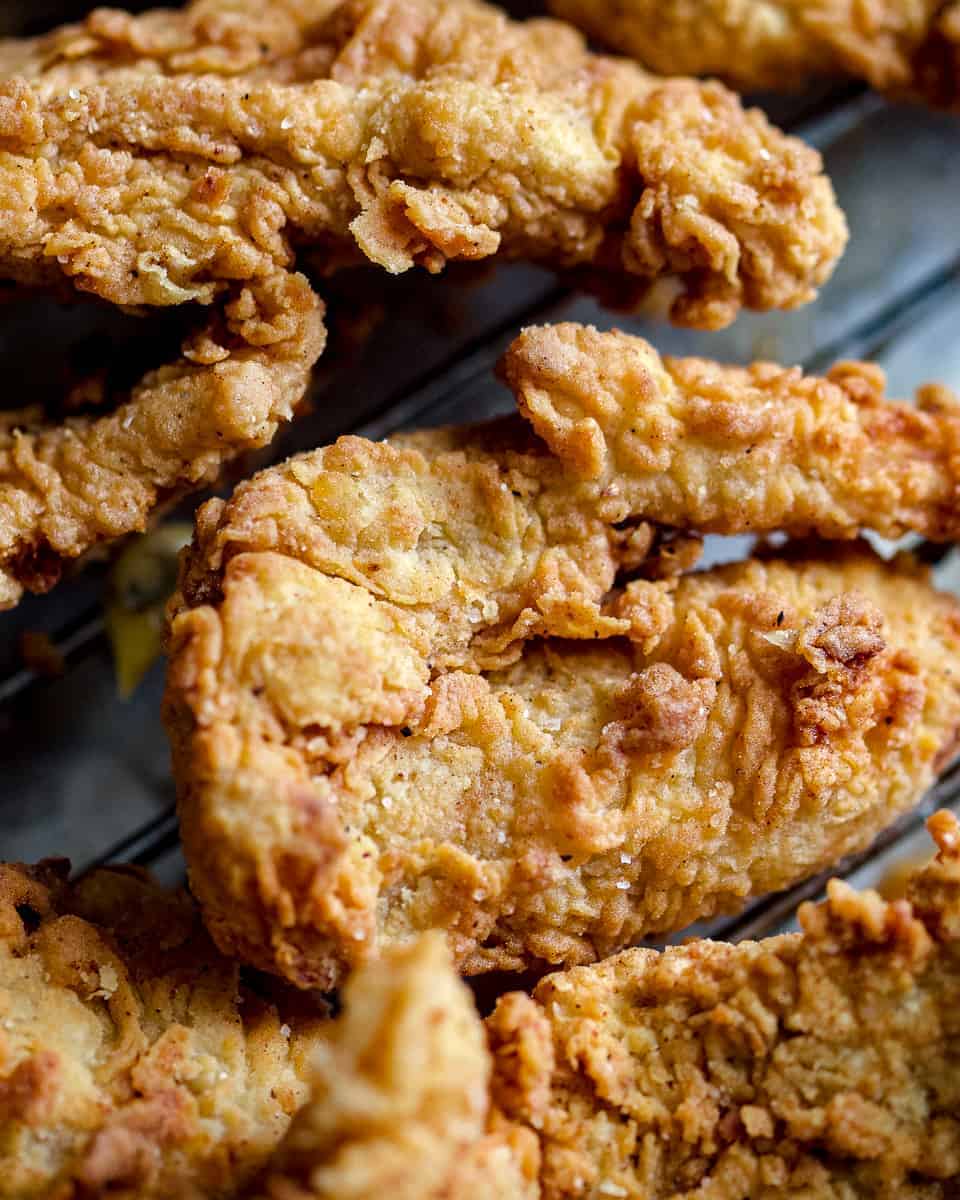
1;8;959;942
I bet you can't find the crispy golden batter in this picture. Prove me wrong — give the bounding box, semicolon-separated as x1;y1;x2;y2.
489;809;960;1198
0;272;324;609
0;859;325;1200
0;0;584;90
164;363;960;987
252;815;960;1198
256;933;539;1200
549;0;960;109
0;0;846;329
503;322;960;542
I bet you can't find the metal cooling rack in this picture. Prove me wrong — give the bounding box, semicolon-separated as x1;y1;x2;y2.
2;8;960;931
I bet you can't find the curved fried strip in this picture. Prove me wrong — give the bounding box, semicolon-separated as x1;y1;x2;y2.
0;2;846;329
164;399;960;987
257;933;538;1200
0;272;324;609
502;322;960;542
489;809;960;1198
0;859;325;1200
549;0;960;109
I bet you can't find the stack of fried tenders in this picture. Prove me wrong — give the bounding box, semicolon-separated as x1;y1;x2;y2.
0;0;848;607
5;812;960;1197
3;0;960;1197
165;321;960;988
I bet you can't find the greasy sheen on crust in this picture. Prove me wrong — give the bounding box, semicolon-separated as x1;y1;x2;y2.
487;809;960;1198
0;273;324;610
164;375;960;986
256;933;539;1200
0;860;325;1200
549;0;960;109
257;816;960;1198
0;0;846;329
503;322;960;543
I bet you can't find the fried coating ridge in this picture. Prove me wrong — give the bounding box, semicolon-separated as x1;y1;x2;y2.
165;360;960;987
257;933;539;1200
0;0;846;329
0;272;324;609
0;860;324;1200
489;809;960;1198
503;322;960;542
549;0;960;110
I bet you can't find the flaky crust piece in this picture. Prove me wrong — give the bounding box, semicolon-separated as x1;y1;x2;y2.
0;0;846;329
0;273;324;609
165;332;960;988
549;0;960;109
0;860;324;1199
253;814;960;1198
256;933;538;1200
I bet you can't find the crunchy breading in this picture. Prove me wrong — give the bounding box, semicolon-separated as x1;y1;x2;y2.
549;0;960;109
252;814;960;1198
0;0;847;329
0;859;325;1200
488;809;960;1198
502;322;960;542
164;367;960;987
0;272;324;609
256;933;539;1200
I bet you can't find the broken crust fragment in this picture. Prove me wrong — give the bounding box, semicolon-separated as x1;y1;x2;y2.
501;322;960;542
0;16;845;329
165;422;960;986
0;272;324;610
548;0;960;110
255;814;960;1199
255;933;539;1200
0;860;326;1200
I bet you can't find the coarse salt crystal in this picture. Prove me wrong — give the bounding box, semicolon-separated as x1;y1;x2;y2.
620;852;632;865
280;116;294;130
615;880;630;891
381;795;393;810
280;1024;291;1038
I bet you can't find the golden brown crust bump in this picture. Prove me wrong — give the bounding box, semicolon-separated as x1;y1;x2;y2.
489;809;960;1198
0;273;324;609
0;860;325;1200
502;322;960;543
549;0;960;110
164;373;960;987
0;0;846;329
256;933;539;1200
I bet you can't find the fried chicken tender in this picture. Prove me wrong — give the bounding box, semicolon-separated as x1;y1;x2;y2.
0;0;846;329
549;0;960;110
488;808;960;1198
256;933;539;1200
503;322;960;542
0;272;324;609
0;859;325;1199
254;814;960;1199
164;355;960;987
